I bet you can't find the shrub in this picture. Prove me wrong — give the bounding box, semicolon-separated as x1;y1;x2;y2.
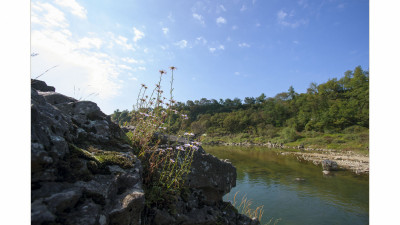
280;127;299;142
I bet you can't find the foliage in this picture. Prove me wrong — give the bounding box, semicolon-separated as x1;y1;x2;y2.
121;67;200;209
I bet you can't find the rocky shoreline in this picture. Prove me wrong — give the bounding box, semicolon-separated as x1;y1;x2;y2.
205;141;369;175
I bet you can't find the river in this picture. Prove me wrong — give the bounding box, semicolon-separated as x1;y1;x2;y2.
205;146;369;225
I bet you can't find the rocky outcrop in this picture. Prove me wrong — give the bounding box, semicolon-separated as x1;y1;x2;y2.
31;79;258;225
31;80;144;225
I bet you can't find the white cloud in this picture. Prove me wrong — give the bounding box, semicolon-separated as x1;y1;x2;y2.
219;5;226;12
196;37;207;45
193;13;205;25
31;2;69;29
238;42;250;48
234;72;240;76
54;0;87;19
122;57;144;64
337;3;345;9
255;23;261;27
162;27;169;35
78;37;102;49
293;40;299;44
216;16;227;25
112;35;135;51
137;66;146;71
133;27;145;42
209;45;224;53
232;25;238;30
277;10;308;28
31;2;127;101
277;10;288;21
175;40;188;48
129;77;138;81
167;12;175;22
118;64;133;71
240;5;247;12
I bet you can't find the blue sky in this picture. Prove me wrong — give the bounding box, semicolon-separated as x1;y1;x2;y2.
31;0;369;114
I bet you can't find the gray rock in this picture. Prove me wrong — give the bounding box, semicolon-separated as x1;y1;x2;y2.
44;189;82;213
31;199;56;225
153;209;176;225
31;79;55;92
39;91;77;105
186;148;236;203
322;159;339;171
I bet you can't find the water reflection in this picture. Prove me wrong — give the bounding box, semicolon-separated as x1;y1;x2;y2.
206;146;369;225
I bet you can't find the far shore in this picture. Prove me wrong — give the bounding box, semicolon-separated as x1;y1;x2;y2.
203;142;369;175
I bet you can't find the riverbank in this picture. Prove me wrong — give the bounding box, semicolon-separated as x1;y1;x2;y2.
204;141;369;175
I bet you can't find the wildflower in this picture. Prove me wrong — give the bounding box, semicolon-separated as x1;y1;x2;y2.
176;146;184;151
184;143;192;148
139;112;149;117
167;147;173;150
192;145;199;151
158;100;163;104
170;66;177;71
184;132;194;136
141;84;146;87
159;70;166;75
191;141;201;146
156;84;161;89
170;159;175;163
140;98;146;102
170;99;176;104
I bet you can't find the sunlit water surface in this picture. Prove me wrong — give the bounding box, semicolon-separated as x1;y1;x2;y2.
205;146;369;225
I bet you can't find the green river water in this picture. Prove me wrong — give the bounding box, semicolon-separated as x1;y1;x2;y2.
205;146;369;225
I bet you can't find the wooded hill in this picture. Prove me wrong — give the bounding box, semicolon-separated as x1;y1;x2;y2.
112;66;369;144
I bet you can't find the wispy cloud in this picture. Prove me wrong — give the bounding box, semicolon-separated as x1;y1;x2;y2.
193;13;205;25
54;0;87;19
112;34;135;51
240;5;247;12
162;27;169;35
232;25;238;30
337;3;346;9
297;0;309;8
217;4;226;13
277;10;308;28
238;42;250;48
209;45;224;53
132;27;145;42
196;36;207;45
122;57;144;64
216;16;227;25
167;12;175;22
78;37;102;49
175;40;188;48
293;40;299;44
31;2;69;29
31;1;134;100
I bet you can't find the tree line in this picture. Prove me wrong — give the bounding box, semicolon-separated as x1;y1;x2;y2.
112;66;368;139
